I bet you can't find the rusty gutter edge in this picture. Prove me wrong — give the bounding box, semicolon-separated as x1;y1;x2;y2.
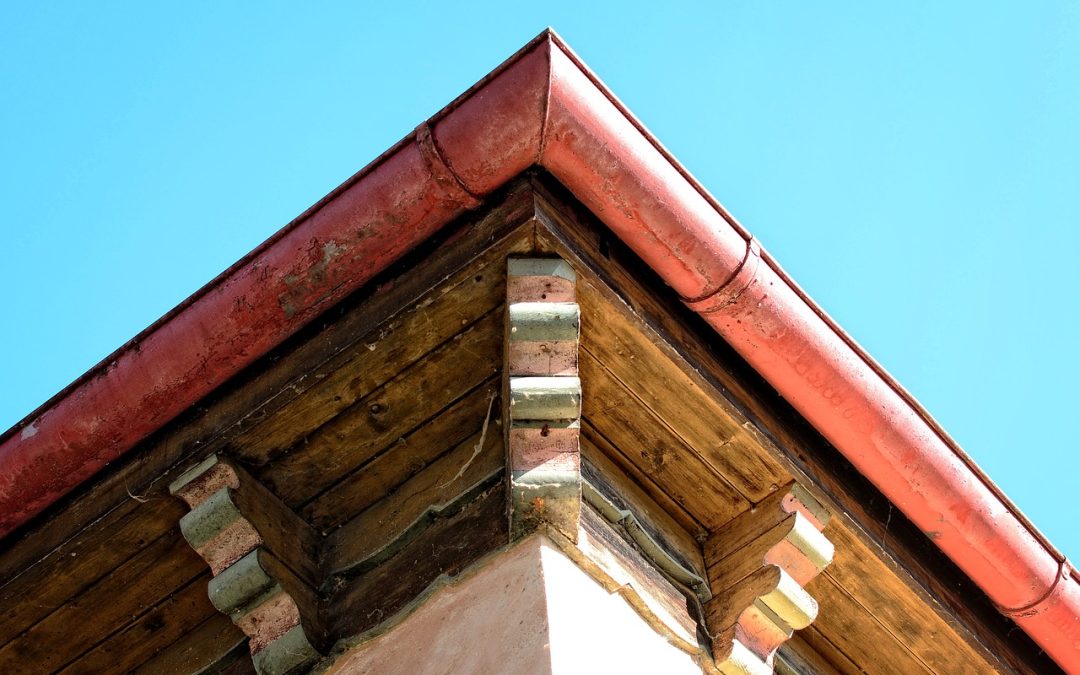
0;32;551;449
548;33;1060;559
0;31;551;529
0;28;1076;669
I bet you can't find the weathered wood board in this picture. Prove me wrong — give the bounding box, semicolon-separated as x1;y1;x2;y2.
0;180;1045;674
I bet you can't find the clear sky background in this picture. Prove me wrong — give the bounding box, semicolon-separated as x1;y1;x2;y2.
2;4;1077;560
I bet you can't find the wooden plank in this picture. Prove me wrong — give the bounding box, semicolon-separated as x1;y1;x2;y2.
304;378;499;532
325;424;504;573
228;462;320;586
531;196;786;503
0;199;527;669
580;350;745;530
217;653;259;675
576;277;787;503
0;496;184;648
531;186;804;494
131;613;246;675
231;240;519;467
528;180;1046;673
825;520;995;674
807;571;934;675
220;186;531;463
581;424;704;539
795;627;863;675
580;438;705;579
329;482;508;640
777;632;845;675
259;308;503;507
0;183;534;597
0;532;203;673
57;574;216;675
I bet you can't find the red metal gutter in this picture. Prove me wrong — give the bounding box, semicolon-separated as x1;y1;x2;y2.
2;30;1076;669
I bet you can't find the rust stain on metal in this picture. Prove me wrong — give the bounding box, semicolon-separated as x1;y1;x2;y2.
1;28;1074;669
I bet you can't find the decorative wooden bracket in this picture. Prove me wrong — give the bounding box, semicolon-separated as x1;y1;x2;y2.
703;484;834;675
170;455;323;675
505;258;582;541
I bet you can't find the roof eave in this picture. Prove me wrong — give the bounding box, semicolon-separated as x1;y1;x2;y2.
2;29;1076;668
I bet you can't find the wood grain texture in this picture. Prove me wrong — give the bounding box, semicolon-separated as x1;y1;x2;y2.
232;237;522;469
807;571;935;675
528;178;1031;673
0;187;537;673
703;484;831;669
304;379;499;532
824;519;994;674
0;180;1040;673
581;350;745;530
57;574;216;675
581;423;705;540
0;182;533;592
580;441;705;580
784;630;858;675
131;613;246;675
325;424;504;573
329;482;508;640
259;308;503;508
0;532;204;673
226;461;320;587
0;496;185;648
577;284;787;503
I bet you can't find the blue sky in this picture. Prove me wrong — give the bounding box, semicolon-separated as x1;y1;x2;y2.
2;4;1077;560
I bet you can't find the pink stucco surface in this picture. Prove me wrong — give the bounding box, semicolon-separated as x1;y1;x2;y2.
327;538;552;675
326;535;702;674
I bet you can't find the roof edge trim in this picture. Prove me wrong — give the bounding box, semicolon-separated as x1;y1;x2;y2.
1;28;1075;668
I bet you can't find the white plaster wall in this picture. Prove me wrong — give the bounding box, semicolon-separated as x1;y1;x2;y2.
328;535;703;674
539;540;702;674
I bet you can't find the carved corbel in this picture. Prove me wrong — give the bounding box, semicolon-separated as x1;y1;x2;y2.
704;484;834;674
170;455;323;675
505;258;582;541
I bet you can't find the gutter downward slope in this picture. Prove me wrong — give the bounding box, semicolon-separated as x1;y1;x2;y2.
0;29;1075;670
438;32;1080;670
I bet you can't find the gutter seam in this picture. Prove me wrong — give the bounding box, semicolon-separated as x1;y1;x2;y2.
682;238;762;313
999;561;1069;617
536;32;554;165
545;32;755;245
545;33;1067;575
2;29;1075;669
414;123;480;208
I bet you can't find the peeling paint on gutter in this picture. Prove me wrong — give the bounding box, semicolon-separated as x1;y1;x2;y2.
1;29;1075;669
